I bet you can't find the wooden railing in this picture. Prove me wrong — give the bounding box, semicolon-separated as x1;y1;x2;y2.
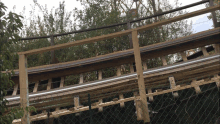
17;5;220;124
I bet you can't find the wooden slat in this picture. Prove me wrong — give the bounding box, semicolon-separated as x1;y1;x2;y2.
12;83;18;96
33;81;39;93
168;76;179;98
47;79;52;90
98;70;103;112
201;47;209;56
161;56;167;65
79;74;83;84
180;51;188;61
132;30;150;122
19;54;30;124
60;77;65;88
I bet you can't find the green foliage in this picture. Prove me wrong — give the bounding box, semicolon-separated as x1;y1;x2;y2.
0;1;36;123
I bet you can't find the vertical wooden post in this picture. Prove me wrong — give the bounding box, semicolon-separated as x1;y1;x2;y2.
161;56;167;65
79;74;83;84
168;76;179;98
12;83;18;96
180;51;187;61
98;70;103;112
201;47;209;56
19;54;30;124
132;30;150;122
117;66;125;108
209;0;218;28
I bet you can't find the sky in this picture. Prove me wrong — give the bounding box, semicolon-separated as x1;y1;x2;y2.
1;0;214;33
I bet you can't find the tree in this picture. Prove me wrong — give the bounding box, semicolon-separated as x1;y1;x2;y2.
0;2;35;123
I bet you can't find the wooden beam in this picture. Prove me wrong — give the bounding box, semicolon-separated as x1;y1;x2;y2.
137;5;220;32
133;92;143;121
168;76;179;98
132;30;150;122
19;54;30;124
12;83;18;96
209;0;218;28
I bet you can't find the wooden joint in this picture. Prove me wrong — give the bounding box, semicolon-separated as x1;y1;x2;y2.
119;94;125;108
168;76;179;98
191;80;202;94
201;47;209;56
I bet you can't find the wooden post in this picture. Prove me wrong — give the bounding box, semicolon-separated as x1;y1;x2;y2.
98;70;103;112
201;47;209;56
161;56;167;65
117;66;125;108
132;30;150;122
12;83;18;96
134;92;143;120
33;81;39;93
168;76;179;98
180;51;187;61
143;61;153;102
79;74;83;84
60;77;65;88
19;54;30;124
209;0;218;28
47;79;52;90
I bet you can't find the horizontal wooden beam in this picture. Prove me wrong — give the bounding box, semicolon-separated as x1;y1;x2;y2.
17;5;219;56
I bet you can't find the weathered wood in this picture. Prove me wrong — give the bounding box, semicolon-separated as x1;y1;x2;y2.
132;30;150;122
12;83;18;96
168;76;179;98
180;51;188;61
130;63;135;73
201;47;209;56
161;56;168;65
117;66;125;108
191;80;202;94
209;0;218;28
143;61;147;70
79;74;83;84
47;79;52;90
133;92;143;121
214;74;220;88
98;70;103;112
60;77;65;88
17;6;220;56
147;89;153;102
214;44;220;53
33;81;39;93
19;54;30;124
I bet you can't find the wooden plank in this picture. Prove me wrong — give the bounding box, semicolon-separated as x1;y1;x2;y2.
60;77;65;88
130;64;134;73
161;56;167;65
19;54;30;124
180;51;188;61
168;76;179;98
214;44;220;53
47;79;52;90
12;83;18;96
79;74;83;84
132;30;150;122
137;5;220;32
33;81;39;93
98;70;103;112
201;47;209;56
